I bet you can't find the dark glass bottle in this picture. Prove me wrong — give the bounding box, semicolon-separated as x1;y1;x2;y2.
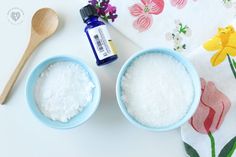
80;5;118;66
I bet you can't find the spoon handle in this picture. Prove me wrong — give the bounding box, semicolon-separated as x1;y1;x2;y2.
0;36;39;104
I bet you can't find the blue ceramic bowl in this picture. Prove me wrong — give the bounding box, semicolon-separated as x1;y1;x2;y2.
26;56;101;129
116;48;201;131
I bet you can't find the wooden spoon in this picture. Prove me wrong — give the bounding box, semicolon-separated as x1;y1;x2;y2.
0;8;59;104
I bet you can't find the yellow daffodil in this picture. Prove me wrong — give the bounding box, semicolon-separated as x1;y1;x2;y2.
203;25;236;66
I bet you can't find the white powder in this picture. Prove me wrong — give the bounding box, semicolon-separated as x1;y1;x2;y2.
121;53;194;127
35;61;95;123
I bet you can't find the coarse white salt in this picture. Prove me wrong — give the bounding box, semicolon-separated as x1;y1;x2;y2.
35;61;95;123
121;53;194;127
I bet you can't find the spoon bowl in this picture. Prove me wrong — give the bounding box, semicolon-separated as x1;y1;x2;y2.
32;8;59;37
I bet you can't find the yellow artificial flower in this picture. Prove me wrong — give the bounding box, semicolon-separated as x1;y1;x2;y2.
203;25;236;66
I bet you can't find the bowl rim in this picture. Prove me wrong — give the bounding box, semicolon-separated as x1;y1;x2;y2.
26;55;101;129
116;48;201;132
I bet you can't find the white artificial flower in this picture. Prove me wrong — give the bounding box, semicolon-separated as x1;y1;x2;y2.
174;19;181;25
185;27;192;37
166;32;173;40
173;33;183;44
224;0;233;8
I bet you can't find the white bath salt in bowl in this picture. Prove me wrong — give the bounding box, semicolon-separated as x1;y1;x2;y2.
121;53;194;128
35;61;95;123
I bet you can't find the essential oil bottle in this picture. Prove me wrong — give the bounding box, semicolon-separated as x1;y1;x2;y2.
80;4;118;66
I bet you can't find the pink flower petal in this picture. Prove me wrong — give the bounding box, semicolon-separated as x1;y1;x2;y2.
141;0;152;6
170;0;188;9
201;81;231;132
190;78;209;133
189;78;231;134
147;0;165;15
200;78;206;90
190;101;210;133
133;14;153;32
129;3;144;17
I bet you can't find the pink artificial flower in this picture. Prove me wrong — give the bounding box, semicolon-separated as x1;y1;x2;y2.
129;0;164;32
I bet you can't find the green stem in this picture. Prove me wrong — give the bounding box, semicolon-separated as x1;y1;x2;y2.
208;132;216;157
227;141;236;157
227;54;236;79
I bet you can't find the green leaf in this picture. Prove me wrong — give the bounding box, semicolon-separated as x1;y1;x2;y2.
219;136;236;157
184;142;200;157
232;59;236;69
96;4;100;8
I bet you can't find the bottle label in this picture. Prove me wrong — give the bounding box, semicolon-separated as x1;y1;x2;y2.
88;25;116;60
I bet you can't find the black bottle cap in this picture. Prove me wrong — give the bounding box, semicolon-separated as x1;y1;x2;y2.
80;4;99;22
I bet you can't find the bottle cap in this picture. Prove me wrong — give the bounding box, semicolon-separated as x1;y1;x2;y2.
80;4;99;22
